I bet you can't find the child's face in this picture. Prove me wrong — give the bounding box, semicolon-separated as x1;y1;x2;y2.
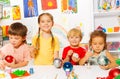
68;35;81;47
91;36;105;53
9;35;26;48
39;15;53;33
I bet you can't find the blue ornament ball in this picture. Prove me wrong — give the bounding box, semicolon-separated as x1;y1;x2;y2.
97;55;110;66
63;62;73;72
53;58;62;68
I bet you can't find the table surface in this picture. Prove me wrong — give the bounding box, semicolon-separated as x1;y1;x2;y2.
0;65;110;79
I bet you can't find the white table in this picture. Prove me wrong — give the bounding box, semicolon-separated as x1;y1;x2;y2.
1;65;110;79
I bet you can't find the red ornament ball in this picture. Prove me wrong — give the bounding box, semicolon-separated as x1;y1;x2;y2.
106;76;114;79
108;68;120;78
5;55;14;63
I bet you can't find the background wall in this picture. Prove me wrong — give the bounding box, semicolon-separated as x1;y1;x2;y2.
0;0;94;57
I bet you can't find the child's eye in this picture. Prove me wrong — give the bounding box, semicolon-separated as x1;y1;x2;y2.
75;37;79;38
99;43;104;45
15;38;19;40
47;21;52;23
92;43;97;45
70;37;73;39
41;21;44;23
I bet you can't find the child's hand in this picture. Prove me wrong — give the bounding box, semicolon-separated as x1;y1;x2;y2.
67;50;73;56
86;52;93;58
72;53;80;63
99;65;109;70
3;58;15;68
72;56;80;63
29;46;37;58
0;60;6;70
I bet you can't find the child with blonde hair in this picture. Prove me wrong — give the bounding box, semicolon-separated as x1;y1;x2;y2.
62;28;86;65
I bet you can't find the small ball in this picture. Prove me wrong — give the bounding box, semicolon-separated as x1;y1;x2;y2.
53;58;62;68
97;55;110;66
63;62;73;72
5;55;14;63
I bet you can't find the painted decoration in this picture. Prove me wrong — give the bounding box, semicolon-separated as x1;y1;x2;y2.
23;0;38;17
2;7;10;19
1;25;9;40
41;0;57;10
61;0;77;13
12;5;21;20
52;24;68;48
0;0;10;7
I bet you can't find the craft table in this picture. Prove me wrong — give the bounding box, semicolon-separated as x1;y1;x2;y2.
0;65;110;79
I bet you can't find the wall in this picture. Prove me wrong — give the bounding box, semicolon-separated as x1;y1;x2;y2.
0;0;94;57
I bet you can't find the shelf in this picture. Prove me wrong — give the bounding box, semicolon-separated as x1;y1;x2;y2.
106;32;120;35
94;10;120;17
109;50;120;53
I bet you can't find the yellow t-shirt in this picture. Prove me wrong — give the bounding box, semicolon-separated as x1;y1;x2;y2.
32;34;60;65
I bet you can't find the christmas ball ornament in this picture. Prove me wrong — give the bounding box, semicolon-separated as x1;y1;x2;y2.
108;68;120;78
97;55;110;66
115;58;120;65
106;75;114;79
63;62;73;76
5;55;14;63
53;58;62;68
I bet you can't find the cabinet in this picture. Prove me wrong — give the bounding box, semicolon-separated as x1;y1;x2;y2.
93;0;120;54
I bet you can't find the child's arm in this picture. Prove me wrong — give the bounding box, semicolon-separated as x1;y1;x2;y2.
63;50;73;63
4;61;28;68
0;51;6;70
29;45;38;58
79;52;93;65
100;51;118;70
0;60;5;70
54;51;59;59
54;36;60;59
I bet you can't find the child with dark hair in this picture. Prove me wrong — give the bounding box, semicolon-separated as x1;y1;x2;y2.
80;30;118;70
0;22;31;70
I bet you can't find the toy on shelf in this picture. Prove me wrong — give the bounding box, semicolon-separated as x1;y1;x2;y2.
107;42;120;51
106;26;120;33
114;26;120;32
97;0;120;12
96;25;106;32
53;58;62;68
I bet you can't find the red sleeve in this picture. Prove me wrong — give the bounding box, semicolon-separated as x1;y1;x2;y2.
79;48;86;59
